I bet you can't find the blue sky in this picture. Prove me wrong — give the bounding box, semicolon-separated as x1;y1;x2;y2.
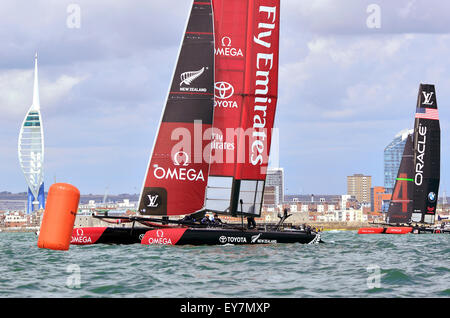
0;0;449;196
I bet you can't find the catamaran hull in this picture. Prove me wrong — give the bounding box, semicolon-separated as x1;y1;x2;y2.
358;226;450;234
411;227;450;234
141;228;321;245
71;227;150;245
70;227;321;245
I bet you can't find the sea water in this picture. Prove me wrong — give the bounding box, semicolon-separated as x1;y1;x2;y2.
0;231;448;297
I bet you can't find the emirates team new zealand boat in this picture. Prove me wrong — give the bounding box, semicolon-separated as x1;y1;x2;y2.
359;84;448;235
71;0;321;246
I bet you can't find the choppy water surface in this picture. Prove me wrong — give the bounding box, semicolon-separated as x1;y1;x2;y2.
0;231;448;297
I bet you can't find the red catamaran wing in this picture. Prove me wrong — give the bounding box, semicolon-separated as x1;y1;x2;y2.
138;1;215;216
205;0;250;214
206;0;280;216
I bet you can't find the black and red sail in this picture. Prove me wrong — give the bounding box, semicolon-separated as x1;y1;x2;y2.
138;1;214;216
386;134;414;224
411;84;440;224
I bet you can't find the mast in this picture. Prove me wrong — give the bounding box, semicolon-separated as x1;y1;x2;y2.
411;84;440;224
386;133;414;224
137;1;214;216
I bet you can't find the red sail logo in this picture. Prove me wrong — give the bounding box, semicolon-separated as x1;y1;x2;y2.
214;81;234;99
214;81;238;109
215;36;243;57
152;151;205;182
250;5;278;166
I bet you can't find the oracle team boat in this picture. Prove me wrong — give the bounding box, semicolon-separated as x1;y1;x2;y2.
71;0;321;246
359;84;448;235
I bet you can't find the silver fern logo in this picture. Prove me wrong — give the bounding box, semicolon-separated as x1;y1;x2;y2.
180;67;205;86
251;234;261;243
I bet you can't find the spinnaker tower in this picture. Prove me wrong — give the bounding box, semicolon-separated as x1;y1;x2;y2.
18;53;45;213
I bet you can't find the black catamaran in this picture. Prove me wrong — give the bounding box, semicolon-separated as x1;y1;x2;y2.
359;83;448;234
71;0;321;245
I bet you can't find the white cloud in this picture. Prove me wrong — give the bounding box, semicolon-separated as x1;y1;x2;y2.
0;68;84;119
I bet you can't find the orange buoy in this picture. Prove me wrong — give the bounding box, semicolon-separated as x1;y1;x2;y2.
37;183;80;250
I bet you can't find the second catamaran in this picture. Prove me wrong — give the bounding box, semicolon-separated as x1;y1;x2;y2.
359;83;448;234
71;0;321;245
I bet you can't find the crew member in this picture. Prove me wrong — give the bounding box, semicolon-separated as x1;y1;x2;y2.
213;213;222;225
247;216;256;229
181;214;196;224
201;214;212;225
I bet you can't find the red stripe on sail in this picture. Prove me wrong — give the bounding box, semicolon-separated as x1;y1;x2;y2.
170;91;214;96
186;32;214;35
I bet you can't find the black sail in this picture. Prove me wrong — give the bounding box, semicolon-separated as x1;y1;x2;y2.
386;134;414;224
411;84;440;224
138;1;214;216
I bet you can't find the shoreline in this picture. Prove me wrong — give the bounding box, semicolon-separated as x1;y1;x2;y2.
0;227;39;233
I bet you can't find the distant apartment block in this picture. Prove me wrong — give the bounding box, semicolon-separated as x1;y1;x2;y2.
262;186;277;206
264;167;284;204
384;129;413;193
347;174;372;204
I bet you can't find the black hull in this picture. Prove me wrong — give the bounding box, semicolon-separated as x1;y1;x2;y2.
411;227;450;234
71;226;321;245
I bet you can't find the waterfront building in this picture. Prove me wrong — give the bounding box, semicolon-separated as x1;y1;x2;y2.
18;54;45;214
333;208;366;223
384;129;413;193
265;167;284;204
371;186;392;212
262;185;277;206
4;213;27;227
347;174;372;204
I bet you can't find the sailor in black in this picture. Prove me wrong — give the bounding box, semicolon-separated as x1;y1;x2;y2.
213;213;223;225
247;216;256;229
181;214;197;224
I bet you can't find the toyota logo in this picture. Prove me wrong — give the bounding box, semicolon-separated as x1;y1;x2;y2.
219;236;227;244
214;82;234;99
